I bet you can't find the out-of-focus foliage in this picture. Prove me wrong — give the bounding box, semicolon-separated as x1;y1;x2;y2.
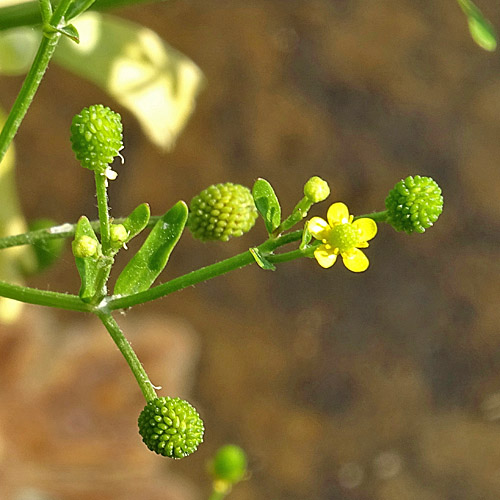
457;0;497;51
54;12;205;150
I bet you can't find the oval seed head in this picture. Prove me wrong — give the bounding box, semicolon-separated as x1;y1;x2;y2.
188;183;258;241
70;104;123;173
211;444;248;484
303;176;330;203
385;175;443;234
138;397;204;459
72;235;98;258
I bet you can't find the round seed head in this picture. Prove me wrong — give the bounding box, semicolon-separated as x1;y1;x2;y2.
138;397;204;459
70;104;123;172
188;183;258;241
385;175;443;234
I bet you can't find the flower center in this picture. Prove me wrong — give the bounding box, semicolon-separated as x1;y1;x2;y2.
328;223;359;253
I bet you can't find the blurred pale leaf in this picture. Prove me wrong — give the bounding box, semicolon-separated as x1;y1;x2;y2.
457;0;497;51
0;27;39;76
54;12;205;150
0;108;34;323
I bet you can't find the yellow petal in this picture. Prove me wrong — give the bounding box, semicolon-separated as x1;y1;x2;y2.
327;202;350;226
341;248;369;272
308;217;330;240
352;218;377;242
314;245;338;268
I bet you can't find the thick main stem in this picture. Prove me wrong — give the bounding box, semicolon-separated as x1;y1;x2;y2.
97;312;157;402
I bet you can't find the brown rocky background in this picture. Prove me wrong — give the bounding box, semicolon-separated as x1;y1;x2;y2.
2;0;500;498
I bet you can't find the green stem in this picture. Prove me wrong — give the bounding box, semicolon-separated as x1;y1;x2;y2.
105;230;304;311
353;210;388;222
0;0;164;30
208;491;228;500
0;216;162;251
94;171;111;253
0;279;91;312
0;0;75;165
97;311;157;402
91;171;114;302
274;196;313;235
38;0;53;23
0;34;60;165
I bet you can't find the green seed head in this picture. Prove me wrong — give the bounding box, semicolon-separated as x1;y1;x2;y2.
70;104;123;173
385;175;443;234
303;176;330;203
138;397;204;459
188;183;258;241
211;444;248;484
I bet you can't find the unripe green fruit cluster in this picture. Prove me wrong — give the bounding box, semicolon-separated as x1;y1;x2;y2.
70;104;123;172
385;175;443;234
188;183;258;241
138;397;204;459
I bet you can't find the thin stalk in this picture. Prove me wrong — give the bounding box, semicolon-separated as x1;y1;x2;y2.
0;280;91;312
274;196;313;235
105;230;304;311
0;216;162;250
0;0;164;30
94;171;111;253
38;0;53;23
353;210;388;222
0;0;74;165
0;34;60;165
208;491;227;500
97;312;157;402
91;171;114;302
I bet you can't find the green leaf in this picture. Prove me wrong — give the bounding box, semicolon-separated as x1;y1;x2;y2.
73;216;101;303
65;0;97;21
0;27;39;76
57;24;80;44
252;178;281;234
114;201;188;296
54;12;205;150
249;247;276;271
121;203;151;244
457;0;497;51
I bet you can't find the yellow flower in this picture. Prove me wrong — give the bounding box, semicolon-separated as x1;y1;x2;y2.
307;202;377;272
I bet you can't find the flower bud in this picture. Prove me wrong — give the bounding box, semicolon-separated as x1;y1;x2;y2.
110;223;129;244
385;175;443;234
303;176;330;203
138;397;204;459
211;444;247;484
70;104;123;173
72;235;98;258
188;183;258;241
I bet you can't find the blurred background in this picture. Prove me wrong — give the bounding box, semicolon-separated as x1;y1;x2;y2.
1;0;500;498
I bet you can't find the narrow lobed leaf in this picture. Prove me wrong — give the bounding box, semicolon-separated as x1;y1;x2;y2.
252;178;281;235
113;201;188;296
